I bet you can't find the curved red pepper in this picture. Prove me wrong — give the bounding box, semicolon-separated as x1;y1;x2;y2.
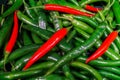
23;28;68;70
44;4;94;17
5;11;18;54
86;31;118;63
85;5;102;12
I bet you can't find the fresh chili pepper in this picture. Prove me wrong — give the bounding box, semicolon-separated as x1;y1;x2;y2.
70;61;102;80
0;69;42;80
99;70;120;80
30;4;94;17
23;28;68;70
86;31;118;63
22;30;33;46
0;15;13;49
4;11;18;65
97;67;120;76
111;0;120;29
85;5;102;12
31;33;44;44
17;10;39;27
5;11;18;54
45;23;106;76
62;64;75;80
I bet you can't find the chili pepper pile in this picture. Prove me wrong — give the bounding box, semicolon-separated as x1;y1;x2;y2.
1;0;120;80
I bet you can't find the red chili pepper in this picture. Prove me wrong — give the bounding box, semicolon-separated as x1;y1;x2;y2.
86;31;118;63
4;11;18;56
4;11;18;64
44;4;94;17
85;5;102;12
23;28;68;70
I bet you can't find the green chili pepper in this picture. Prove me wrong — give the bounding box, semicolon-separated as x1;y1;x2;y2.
0;69;42;80
99;70;120;80
45;23;106;76
62;64;75;80
17;10;38;27
70;61;102;80
0;15;13;49
98;67;120;75
22;30;33;45
111;0;120;29
31;33;44;44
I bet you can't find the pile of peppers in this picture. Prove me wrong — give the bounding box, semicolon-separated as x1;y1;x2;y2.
0;0;120;80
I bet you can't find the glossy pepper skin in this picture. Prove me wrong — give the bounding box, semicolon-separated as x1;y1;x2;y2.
23;28;68;70
86;31;118;63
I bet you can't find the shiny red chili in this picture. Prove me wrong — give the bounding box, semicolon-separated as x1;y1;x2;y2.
85;5;102;12
5;11;18;54
23;28;68;70
44;4;94;17
86;31;118;63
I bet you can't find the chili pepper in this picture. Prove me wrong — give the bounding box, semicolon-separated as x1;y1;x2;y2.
62;20;72;27
23;28;68;70
4;11;18;66
103;31;119;54
0;0;22;20
72;19;94;34
30;4;94;17
31;33;44;44
111;0;120;29
71;71;89;80
0;69;42;80
0;15;13;49
77;56;120;67
99;70;120;80
4;11;18;54
86;31;118;63
97;67;120;76
27;61;54;71
70;61;102;80
66;30;76;43
85;5;102;12
45;23;106;76
50;11;62;30
73;15;98;28
22;30;33;46
17;10;39;27
62;64;75;80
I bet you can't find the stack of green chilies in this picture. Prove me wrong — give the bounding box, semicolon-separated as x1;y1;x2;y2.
0;0;120;80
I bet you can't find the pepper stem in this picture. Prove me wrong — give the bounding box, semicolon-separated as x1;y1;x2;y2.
3;52;9;71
